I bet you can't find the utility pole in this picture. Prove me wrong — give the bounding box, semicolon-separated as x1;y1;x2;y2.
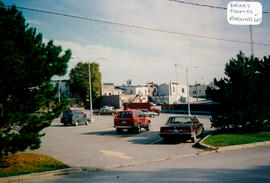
246;0;254;55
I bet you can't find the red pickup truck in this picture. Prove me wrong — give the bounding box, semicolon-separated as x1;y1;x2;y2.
114;110;151;134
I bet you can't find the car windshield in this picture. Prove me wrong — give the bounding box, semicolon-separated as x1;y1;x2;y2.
117;112;132;118
167;116;192;125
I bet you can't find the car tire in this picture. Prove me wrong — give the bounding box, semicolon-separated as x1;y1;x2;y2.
75;121;79;126
163;137;170;143
64;122;67;126
116;128;122;134
85;121;89;125
136;124;141;134
146;121;151;131
150;114;154;118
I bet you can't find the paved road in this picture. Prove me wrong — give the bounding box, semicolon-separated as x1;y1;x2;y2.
30;113;212;169
24;146;270;183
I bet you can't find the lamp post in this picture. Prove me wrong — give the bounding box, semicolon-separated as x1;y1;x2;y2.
88;57;106;123
174;64;181;83
58;79;61;102
179;65;198;115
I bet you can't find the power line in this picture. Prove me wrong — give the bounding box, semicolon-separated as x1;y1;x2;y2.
169;0;270;14
1;5;270;47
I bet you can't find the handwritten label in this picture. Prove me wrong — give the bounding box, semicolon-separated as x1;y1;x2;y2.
227;1;262;25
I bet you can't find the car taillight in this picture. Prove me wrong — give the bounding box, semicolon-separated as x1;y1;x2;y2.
181;129;191;132
161;128;172;133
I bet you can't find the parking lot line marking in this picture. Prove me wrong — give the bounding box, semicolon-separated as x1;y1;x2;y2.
150;138;162;144
100;150;133;160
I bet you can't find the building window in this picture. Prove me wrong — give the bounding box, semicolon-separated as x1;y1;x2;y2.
182;88;185;93
173;87;175;93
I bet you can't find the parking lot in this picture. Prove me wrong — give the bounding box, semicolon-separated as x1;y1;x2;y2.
31;113;212;169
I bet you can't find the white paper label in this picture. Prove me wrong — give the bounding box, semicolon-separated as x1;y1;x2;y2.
227;1;262;25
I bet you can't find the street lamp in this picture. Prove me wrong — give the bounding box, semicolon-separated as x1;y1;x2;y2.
174;64;181;83
179;65;198;115
58;79;61;102
88;57;106;123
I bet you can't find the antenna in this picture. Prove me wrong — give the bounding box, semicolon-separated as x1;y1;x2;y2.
126;79;132;86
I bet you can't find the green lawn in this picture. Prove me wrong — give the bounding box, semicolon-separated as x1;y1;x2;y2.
203;132;270;147
0;153;69;177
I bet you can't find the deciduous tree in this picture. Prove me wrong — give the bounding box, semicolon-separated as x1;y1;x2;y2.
69;62;101;106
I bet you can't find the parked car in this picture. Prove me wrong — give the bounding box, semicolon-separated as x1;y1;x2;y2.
60;109;89;126
159;115;204;143
114;110;151;134
94;107;116;115
141;109;158;118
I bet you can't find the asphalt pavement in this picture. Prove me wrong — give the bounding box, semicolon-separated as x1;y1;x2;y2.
28;113;212;169
22;145;270;183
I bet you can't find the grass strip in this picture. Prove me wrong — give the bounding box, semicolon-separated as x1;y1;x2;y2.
0;153;69;177
203;132;270;147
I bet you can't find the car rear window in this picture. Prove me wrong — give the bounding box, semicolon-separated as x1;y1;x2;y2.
72;110;82;115
168;116;192;125
117;112;132;118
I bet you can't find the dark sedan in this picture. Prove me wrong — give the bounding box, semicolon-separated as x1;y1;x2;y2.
159;115;204;143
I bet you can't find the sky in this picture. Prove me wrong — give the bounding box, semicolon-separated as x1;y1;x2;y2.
2;0;270;86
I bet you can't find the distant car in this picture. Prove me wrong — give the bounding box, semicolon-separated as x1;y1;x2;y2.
141;109;158;118
114;110;151;134
159;115;204;143
61;109;89;126
94;107;116;115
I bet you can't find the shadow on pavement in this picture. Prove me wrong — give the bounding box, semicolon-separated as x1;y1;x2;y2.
32;166;270;183
81;129;149;138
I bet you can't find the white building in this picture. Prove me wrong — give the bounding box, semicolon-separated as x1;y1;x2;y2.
189;84;208;99
153;82;187;104
189;82;217;100
117;85;150;103
101;83;115;96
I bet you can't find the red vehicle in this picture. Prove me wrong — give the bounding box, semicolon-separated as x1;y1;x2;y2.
114;110;151;134
123;102;160;115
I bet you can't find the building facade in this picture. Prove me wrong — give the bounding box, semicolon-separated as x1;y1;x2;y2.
153;82;187;104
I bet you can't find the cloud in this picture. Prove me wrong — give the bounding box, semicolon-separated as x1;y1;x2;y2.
27;19;41;25
52;0;270;85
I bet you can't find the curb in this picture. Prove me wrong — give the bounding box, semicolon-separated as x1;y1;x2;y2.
198;134;270;152
2;139;270;182
0;168;83;183
196;134;218;150
217;141;270;152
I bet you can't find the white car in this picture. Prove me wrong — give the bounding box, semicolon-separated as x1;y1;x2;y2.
141;109;158;118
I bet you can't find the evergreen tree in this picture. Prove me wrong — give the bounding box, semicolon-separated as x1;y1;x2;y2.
0;3;71;159
209;51;270;132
